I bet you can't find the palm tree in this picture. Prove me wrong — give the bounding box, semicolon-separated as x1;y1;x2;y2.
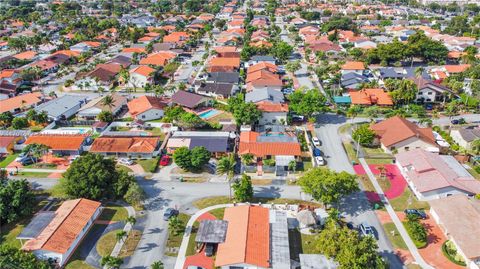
414;67;425;78
116;230;127;243
126;216;136;226
101;95;115;111
101;255;123;269
241;153;254;166
151;261;164;269
217;154;236;199
168;216;184;236
471;139;480;155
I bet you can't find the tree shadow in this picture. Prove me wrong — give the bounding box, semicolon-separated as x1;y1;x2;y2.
254;186;282;199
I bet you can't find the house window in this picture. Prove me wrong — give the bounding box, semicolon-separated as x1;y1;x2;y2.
142;115;145;119
404;147;409;151
427;92;433;95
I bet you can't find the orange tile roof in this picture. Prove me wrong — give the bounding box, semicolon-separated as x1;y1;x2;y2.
349;88;393;106
127;96;167;117
130;65;155;77
90;136;160;153
256;101;289;112
13;51;36;60
82;41;101;47
25;134;87;151
215;206;270;268
23;199;101;254
0;92;43;113
370;116;436;147
447;51;465;59
342;61;365;70
139;51;177;66
0;69;17;79
444;64;470;73
249;40;273;48
213;46;238;53
238;131;301;157
247;62;278;74
51;50;80;57
246;70;282;86
122;47;146;53
163;32;189;43
209;57;240;68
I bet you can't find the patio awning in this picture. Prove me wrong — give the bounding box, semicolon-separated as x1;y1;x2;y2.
275;155;295;166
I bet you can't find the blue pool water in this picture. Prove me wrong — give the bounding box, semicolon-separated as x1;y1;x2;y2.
198;109;221;119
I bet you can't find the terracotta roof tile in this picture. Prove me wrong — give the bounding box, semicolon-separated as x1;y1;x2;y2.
342;61;365;70
25;134;87;151
127;96;167;117
0;92;43;113
370;116;436;147
90;136;160;153
256;101;289;112
349;88;393;106
13;51;36;60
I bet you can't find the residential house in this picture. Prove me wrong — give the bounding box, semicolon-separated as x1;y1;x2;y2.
411;77;454;104
396;149;480;200
75;63;124;91
341;61;366;75
0;130;29;155
90;136;161;158
256;101;288;125
139;51;177;67
341;72;370;89
450;127;480;150
245;88;284;103
246;67;283;92
196;82;238;99
77;94;127;120
0;69;22;95
207;57;241;72
166;131;233;157
163;32;189;46
429;195;480;269
34;95;88;121
127;65;156;88
248;55;276;66
171;90;212;109
127;96;167;121
370;116;438;153
238;128;302;176
24;134;88;156
20;199;101;267
0;92;43;114
205;72;239;84
70;41;101;53
349;88;393;106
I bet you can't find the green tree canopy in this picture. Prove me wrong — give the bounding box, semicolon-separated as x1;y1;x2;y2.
298;167;359;206
61;153;135;200
173;146;211;172
352;124;375;146
232;174;254;202
0;245;51;269
0;172;36;224
288;89;327;119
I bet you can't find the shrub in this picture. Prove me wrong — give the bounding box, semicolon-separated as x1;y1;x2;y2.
442;241;466;266
404;219;427;248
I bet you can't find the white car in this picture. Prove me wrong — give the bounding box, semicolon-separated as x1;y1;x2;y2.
119;158;134;166
312;137;321;147
315;156;325;166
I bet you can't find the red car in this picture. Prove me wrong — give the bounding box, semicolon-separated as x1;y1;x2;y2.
160;155;170;166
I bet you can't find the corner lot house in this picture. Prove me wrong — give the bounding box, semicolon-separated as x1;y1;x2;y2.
370;116;438;153
20;199;101;267
90;136;161;158
396;149;480;200
429;195;480;269
127;96;168;121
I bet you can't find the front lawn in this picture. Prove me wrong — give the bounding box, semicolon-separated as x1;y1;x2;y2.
342;141;359;164
165;213;191;256
65;259;95;269
16;171;51;178
209;208;225;219
0;153;18;168
300;232;318;254
98;204;128;222
96;229;120;257
192;196;322;209
137;158;159;173
389;188;429;212
116;165;133;174
382;222;408;250
185;221;200;256
118;230;142;258
365;158;394;165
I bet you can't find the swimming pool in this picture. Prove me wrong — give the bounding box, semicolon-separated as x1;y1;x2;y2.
198;109;221;119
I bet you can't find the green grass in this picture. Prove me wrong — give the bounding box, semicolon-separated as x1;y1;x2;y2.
116;165;133;173
118;230;142;258
365;158;394;165
300;232;318;254
165;213;191;256
147;128;166;138
192;196;322;209
389;188;429;212
0;153;18;168
65;259;95;269
383;222;408;250
467;167;480;179
16;171;51;178
98;204;128;222
186;221;200;256
402;221;427;248
0;198;49;248
343;141;359;164
96;229;120;257
338;123;351;134
209;208;225;219
137;158;159;173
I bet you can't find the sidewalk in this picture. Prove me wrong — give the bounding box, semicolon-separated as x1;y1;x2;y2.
359;158;434;269
107;203;135;263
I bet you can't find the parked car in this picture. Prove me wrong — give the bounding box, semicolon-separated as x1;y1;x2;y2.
69;155;80;164
451;118;466;125
404;209;427;219
312;137;321;147
163;208;179;221
205;243;216;257
359;222;374;237
315;156;325;166
21;157;37;166
160;155;170;166
119;158;134;166
312;147;322;157
425;103;433;110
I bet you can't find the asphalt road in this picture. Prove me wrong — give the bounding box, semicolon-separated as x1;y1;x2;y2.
314;114;405;269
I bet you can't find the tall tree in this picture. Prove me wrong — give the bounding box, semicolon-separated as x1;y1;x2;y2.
232;174;254;202
298;167;359;206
